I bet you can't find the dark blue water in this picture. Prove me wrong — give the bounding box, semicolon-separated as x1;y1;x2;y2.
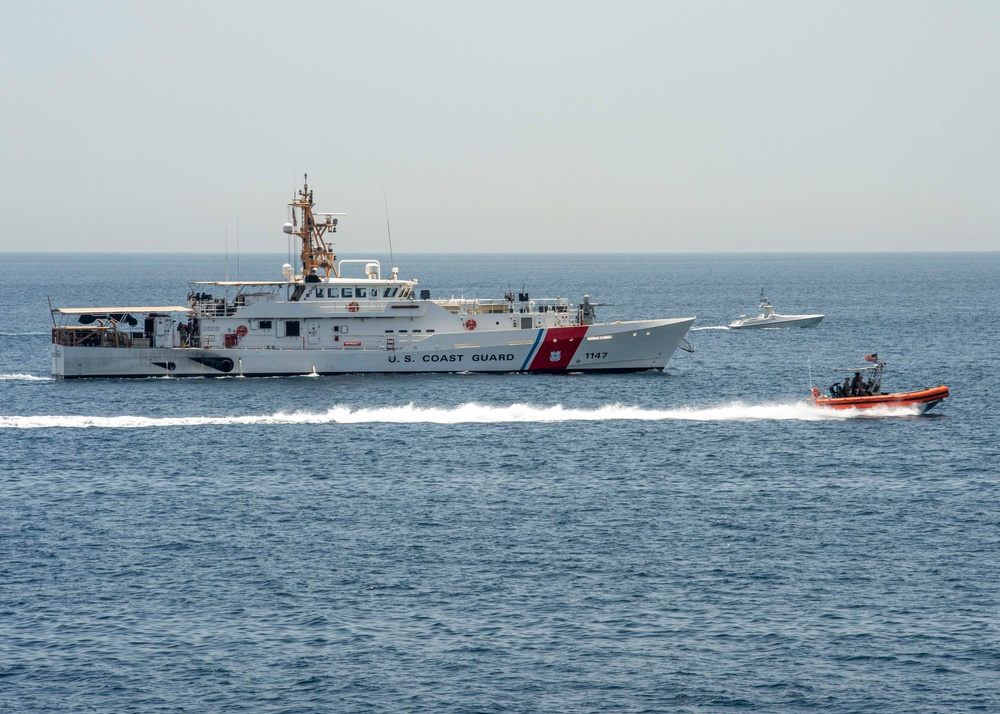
2;253;998;712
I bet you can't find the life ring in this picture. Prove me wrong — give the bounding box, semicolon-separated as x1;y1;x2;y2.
347;301;360;313
235;325;248;337
464;318;477;331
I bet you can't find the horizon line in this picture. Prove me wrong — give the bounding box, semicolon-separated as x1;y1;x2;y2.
3;249;998;256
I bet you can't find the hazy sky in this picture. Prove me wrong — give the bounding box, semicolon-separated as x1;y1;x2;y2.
3;1;998;253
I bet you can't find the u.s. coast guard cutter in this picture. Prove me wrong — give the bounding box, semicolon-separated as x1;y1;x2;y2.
51;178;696;378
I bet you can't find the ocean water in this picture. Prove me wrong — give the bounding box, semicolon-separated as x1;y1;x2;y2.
1;252;998;713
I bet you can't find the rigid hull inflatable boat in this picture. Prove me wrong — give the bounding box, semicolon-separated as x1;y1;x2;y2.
810;357;949;414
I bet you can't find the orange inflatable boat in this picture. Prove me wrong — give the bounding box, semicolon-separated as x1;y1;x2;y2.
810;356;949;414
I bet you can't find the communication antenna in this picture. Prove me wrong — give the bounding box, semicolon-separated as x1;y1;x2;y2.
287;204;293;268
288;174;296;268
383;183;395;270
236;217;240;282
225;219;229;281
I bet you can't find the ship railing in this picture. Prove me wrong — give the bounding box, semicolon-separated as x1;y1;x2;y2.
52;325;131;348
429;296;576;316
193;300;236;317
435;298;568;315
533;299;572;313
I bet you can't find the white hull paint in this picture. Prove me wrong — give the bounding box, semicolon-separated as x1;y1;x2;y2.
53;317;695;378
728;314;824;329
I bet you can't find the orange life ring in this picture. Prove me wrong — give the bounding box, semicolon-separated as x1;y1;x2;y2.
464;318;477;331
348;301;360;313
235;324;248;337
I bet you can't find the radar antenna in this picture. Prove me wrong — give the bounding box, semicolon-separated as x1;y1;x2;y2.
283;175;345;279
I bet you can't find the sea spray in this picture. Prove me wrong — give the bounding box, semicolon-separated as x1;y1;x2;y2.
0;401;922;429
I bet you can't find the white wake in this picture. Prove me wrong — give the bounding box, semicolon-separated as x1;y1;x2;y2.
0;373;52;381
0;401;922;429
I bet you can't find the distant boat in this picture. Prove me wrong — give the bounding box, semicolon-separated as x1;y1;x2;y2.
729;290;823;329
810;356;949;414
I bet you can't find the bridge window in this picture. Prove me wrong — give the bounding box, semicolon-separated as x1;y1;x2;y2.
341;287;353;298
257;320;272;330
356;287;367;298
285;320;300;337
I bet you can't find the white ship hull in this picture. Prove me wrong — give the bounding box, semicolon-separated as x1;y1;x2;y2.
728;314;824;329
53;317;694;378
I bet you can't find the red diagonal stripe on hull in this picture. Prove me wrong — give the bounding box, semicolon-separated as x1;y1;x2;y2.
527;326;589;371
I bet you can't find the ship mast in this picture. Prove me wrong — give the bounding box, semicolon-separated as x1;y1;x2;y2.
285;174;343;279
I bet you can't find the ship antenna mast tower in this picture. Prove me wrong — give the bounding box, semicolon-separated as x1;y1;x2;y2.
284;174;344;279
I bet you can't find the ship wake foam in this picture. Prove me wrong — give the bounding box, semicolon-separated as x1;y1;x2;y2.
0;401;924;429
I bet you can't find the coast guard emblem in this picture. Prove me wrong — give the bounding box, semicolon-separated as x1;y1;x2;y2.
549;350;561;362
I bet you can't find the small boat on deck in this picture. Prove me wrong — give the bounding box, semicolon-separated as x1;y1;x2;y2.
810;355;949;413
729;290;823;329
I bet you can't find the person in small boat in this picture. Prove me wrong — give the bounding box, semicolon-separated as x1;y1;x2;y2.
842;376;852;398
850;371;863;396
829;382;842;398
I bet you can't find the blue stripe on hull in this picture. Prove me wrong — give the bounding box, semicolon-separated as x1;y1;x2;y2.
519;329;545;371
